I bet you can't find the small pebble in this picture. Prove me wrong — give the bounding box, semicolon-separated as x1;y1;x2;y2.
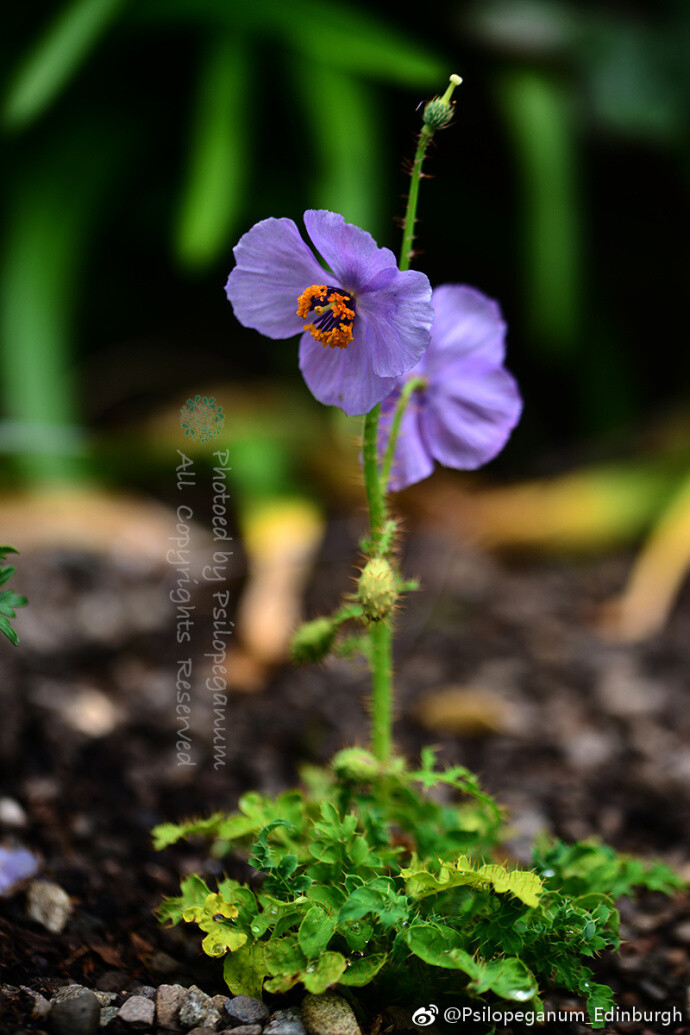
264;1006;307;1035
26;880;72;934
117;994;155;1027
212;994;229;1013
0;797;28;828
92;991;118;1007
51;984;87;1004
49;988;100;1035
19;986;51;1019
301;992;361;1035
179;984;221;1029
125;982;156;999
225;994;269;1026
156;983;186;1029
99;1006;119;1028
186;1029;217;1035
219;1027;263;1035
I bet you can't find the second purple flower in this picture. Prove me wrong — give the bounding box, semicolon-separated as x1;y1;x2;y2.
379;284;523;490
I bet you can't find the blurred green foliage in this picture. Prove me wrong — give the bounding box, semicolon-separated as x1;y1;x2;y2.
0;0;443;483
1;0;689;491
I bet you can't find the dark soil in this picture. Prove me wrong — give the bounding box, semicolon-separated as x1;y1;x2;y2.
1;515;689;1034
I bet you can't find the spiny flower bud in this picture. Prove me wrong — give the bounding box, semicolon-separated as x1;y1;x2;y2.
332;747;380;783
290;617;336;663
358;557;397;621
423;73;463;131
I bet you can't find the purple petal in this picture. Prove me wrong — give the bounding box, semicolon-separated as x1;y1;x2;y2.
379;396;434;491
0;845;39;896
424;363;522;470
225;217;327;339
425;285;507;376
298;331;397;416
303;210;398;292
357;268;433;378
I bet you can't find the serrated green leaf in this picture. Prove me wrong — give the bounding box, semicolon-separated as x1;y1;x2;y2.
0;591;28;615
343;920;374;952
263;971;303;994
302;951;347;994
182;885;224;923
151;822;188;851
201;925;248;956
298;906;336;958
223;943;268;997
152;812;226;850
474;862;542;908
306;884;346;912
586;982;616;1028
405;922;475;972
0;618;19;646
264;936;307;974
178;874;210;909
339;886;383;919
159;873;211;925
468;956;538;1002
273;904;311;939
217;881;257;922
340;952;388;986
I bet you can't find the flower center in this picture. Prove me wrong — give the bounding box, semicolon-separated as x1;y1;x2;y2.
296;284;356;349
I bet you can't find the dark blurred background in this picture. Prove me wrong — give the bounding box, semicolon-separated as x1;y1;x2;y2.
1;0;689;504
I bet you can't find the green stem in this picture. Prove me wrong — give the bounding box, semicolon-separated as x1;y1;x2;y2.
362;404;385;547
399;127;433;273
380;376;426;491
361;77;457;764
362;403;393;764
369;621;393;762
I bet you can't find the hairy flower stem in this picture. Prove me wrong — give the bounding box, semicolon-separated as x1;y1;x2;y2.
369;620;393;762
362;403;393;764
361;81;459;764
400;126;434;273
381;376;427;490
362;404;386;549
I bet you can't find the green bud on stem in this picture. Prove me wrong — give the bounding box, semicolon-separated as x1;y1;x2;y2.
332;747;380;783
423;73;463;131
290;616;336;663
358;557;397;621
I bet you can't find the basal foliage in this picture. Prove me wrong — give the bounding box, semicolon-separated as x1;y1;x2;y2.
0;546;27;646
154;748;682;1027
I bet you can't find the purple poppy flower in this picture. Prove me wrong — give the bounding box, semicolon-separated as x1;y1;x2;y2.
379;284;522;490
225;210;433;416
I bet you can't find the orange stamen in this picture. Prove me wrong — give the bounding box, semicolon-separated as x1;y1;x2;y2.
303;322;354;349
296;285;356;350
296;285;327;319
